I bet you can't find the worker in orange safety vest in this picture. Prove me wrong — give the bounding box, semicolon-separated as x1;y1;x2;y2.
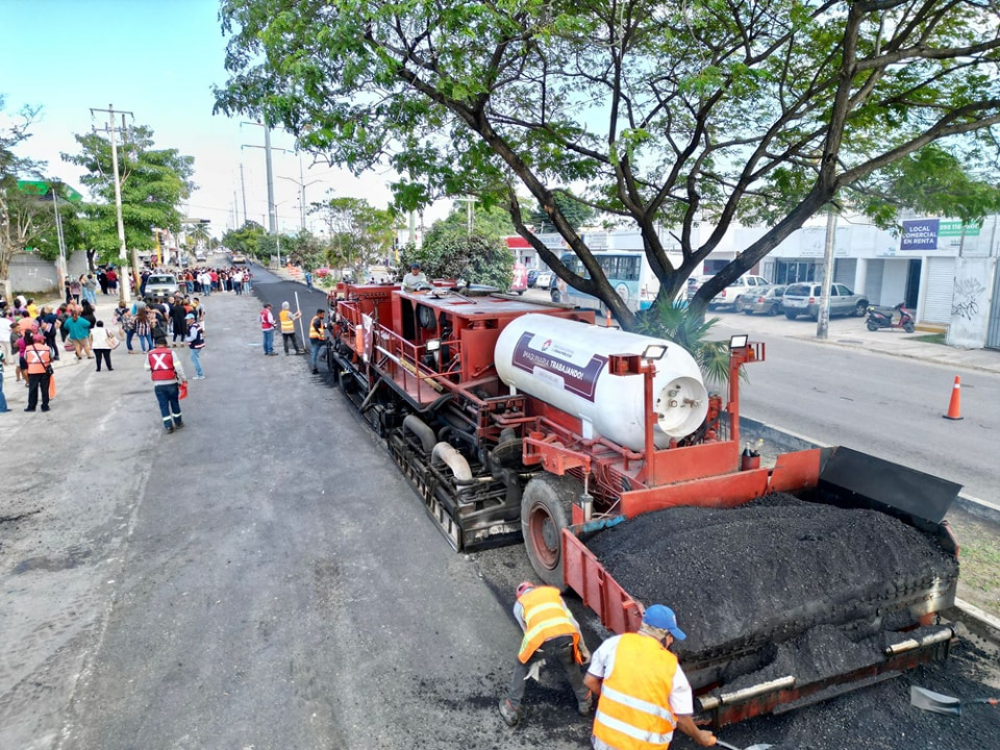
24;334;52;412
498;581;593;727
584;604;716;750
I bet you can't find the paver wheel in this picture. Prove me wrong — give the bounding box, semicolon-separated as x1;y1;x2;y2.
521;475;581;591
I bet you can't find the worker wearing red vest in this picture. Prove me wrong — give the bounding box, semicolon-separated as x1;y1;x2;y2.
144;336;187;433
498;582;593;727
260;303;277;355
584;605;716;750
24;334;52;412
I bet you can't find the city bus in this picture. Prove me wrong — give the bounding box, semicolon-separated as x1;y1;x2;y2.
557;251;674;312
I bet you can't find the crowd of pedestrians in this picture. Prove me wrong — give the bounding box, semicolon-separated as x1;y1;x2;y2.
154;266;253;297
1;288;210;417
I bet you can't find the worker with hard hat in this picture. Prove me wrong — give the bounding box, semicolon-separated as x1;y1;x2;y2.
498;581;593;727
584;604;716;750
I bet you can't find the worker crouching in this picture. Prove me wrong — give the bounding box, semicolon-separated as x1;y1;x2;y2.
584;604;716;750
499;581;593;727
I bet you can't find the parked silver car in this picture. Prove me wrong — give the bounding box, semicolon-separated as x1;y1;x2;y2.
738;284;787;315
710;275;769;310
782;282;868;319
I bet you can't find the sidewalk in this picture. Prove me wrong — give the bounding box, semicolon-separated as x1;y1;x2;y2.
713;310;1000;376
1;291;136;412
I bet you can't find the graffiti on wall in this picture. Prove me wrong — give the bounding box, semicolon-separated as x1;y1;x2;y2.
951;277;986;321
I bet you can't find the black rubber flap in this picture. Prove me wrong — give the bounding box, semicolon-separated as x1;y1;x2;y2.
818;446;961;524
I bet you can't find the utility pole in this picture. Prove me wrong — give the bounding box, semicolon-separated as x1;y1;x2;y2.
278;158;322;230
91;104;135;304
239;163;248;227
816;204;838;340
50;183;68;290
457;196;478;236
241;127;290;233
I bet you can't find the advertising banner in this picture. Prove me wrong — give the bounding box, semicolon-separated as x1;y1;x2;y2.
901;219;979;251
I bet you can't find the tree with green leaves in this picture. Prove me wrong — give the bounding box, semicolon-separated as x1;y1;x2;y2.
0;99;54;292
222;220;267;258
409;203;515;288
62;125;194;269
216;0;1000;328
310;196;396;279
526;193;596;236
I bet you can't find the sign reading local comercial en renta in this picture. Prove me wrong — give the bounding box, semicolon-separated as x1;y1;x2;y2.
900;219;980;251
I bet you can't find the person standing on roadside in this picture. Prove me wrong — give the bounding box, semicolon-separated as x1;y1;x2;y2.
308;308;328;374
62;306;94;360
69;276;82;303
260;302;277;355
144;335;187;433
584;604;716;750
24;333;53;412
279;301;304;355
91;320;116;372
38;305;60;361
0;347;10;413
170;298;188;348
83;274;98;304
185;312;206;379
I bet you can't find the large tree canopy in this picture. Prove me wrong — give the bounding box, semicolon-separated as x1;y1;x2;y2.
62;125;195;268
216;0;1000;327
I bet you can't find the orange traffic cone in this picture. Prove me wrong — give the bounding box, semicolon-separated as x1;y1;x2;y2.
606;309;612;328
943;376;963;421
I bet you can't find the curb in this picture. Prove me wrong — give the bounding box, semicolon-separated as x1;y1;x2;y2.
778;331;1000;376
950;600;1000;644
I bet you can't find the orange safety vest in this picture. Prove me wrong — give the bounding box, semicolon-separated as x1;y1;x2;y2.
25;345;51;375
148;347;177;382
309;315;326;340
279;309;295;333
593;633;679;750
516;586;580;664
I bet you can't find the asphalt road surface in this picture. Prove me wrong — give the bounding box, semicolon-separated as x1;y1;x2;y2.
1;273;997;750
713;312;1000;503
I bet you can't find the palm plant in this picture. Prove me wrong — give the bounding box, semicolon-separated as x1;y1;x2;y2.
634;302;735;388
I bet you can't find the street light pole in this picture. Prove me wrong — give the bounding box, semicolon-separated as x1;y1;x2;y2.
91;104;134;304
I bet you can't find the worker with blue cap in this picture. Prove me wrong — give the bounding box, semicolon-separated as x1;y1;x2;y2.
584;604;716;750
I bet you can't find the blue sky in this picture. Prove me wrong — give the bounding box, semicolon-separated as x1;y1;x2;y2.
0;0;416;236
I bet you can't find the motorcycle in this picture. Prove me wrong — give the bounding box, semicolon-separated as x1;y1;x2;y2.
867;302;915;333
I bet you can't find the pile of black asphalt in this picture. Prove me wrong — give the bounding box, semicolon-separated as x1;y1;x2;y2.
585;493;959;673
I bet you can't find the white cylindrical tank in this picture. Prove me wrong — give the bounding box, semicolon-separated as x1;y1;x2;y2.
495;315;708;450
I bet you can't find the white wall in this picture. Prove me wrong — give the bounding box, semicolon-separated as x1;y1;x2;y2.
947;258;995;348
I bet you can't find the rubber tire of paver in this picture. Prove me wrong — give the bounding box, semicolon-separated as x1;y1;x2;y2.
521;475;581;591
